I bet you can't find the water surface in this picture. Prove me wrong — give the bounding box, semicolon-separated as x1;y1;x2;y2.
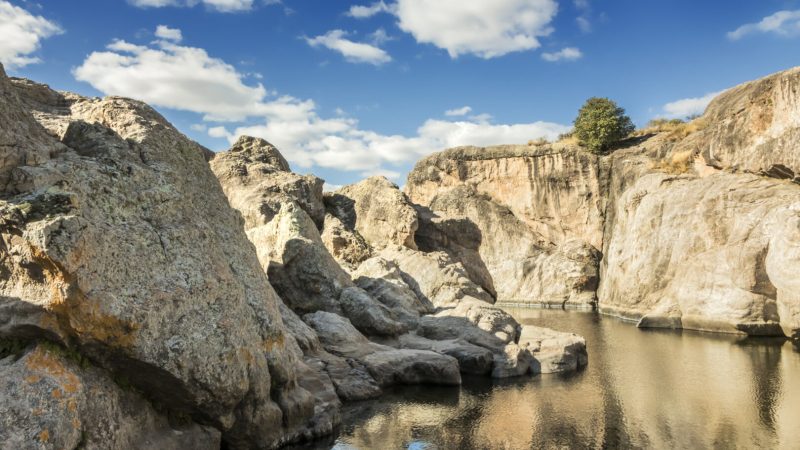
308;309;800;449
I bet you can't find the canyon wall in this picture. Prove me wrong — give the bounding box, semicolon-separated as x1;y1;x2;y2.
406;66;800;342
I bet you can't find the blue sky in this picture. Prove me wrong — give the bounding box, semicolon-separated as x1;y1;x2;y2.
2;0;799;187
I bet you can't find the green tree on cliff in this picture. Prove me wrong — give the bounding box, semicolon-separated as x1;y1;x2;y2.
573;97;635;153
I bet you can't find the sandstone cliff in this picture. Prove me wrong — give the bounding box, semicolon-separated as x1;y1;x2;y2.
405;66;800;344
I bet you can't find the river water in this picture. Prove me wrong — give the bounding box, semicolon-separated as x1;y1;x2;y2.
300;309;800;449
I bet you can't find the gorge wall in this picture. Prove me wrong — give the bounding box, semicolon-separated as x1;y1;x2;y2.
405;66;800;343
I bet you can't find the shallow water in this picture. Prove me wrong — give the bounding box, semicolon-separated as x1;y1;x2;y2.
306;309;800;450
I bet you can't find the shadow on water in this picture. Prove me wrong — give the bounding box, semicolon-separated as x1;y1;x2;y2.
295;309;800;450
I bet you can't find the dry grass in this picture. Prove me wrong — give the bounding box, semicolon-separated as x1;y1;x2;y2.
556;132;580;146
527;137;550;146
652;149;695;174
635;117;708;142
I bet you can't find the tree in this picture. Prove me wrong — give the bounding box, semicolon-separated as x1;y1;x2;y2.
572;97;635;153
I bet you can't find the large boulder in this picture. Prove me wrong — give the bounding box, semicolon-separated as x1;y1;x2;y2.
254;202;408;337
210;135;326;229
0;71;330;448
302;312;461;387
325;176;419;250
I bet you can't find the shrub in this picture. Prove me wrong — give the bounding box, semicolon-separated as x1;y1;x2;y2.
573;97;635;153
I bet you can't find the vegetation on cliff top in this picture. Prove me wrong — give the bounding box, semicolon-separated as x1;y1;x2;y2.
573;97;636;153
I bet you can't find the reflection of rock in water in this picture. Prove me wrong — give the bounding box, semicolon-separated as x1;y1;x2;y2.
319;310;800;450
738;339;783;432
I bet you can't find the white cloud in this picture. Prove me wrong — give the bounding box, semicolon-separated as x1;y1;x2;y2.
728;10;800;40
155;25;182;42
75;27;568;179
445;106;472;116
392;0;558;58
660;91;724;119
574;0;592;33
305;29;391;65
0;0;62;69
128;0;254;12
347;1;392;18
541;47;582;62
74;31;275;121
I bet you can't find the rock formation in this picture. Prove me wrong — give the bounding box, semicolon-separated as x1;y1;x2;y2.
8;59;798;449
0;66;333;449
405;66;800;344
210;136;586;384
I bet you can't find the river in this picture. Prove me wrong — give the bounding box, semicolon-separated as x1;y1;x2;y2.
300;309;800;449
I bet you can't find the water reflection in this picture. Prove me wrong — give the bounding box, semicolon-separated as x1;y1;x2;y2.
306;310;800;449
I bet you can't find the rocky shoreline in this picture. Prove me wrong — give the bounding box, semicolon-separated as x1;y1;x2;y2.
0;63;585;449
1;62;799;448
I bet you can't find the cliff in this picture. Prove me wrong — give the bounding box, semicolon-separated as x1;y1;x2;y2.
406;66;800;343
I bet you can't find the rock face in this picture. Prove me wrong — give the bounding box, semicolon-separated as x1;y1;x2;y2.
0;68;330;449
212;133;588;383
407;145;604;249
677;67;800;179
405;66;800;343
325;176;419;250
1;343;221;449
210;136;325;229
599;171;800;336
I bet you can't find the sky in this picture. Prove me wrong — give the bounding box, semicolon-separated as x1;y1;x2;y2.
1;0;799;188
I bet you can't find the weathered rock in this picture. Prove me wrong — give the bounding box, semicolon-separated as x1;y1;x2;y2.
406;144;605;249
303;312;461;387
673;67;800;178
210;135;325;229
518;325;588;374
258;203;407;337
0;69;329;448
326;176;419;250
320;213;372;269
395;333;494;375
599;171;800;336
352;256;435;320
414;205;497;298
0;343;221;450
367;245;495;307
0;68;63;191
421;185;600;307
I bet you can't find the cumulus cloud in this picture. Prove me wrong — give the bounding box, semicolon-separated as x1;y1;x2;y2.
348;0;558;59
347;1;393;18
128;0;254;12
728;10;800;40
74;27;568;178
0;1;62;69
74;33;276;121
574;0;592;33
155;25;182;42
660;91;723;119
305;29;392;65
445;106;472;116
541;47;582;62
